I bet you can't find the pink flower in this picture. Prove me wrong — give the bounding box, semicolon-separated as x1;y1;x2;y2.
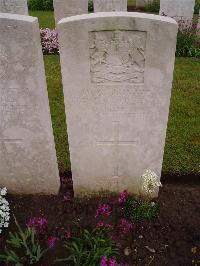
100;256;108;266
100;256;118;266
109;258;118;266
96;221;112;229
118;190;129;205
37;218;47;233
48;236;57;248
64;228;72;240
95;204;111;218
118;218;134;236
26;217;47;235
26;218;36;228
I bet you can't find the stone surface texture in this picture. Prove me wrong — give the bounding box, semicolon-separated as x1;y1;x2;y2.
160;0;195;20
136;0;153;8
53;0;88;23
0;14;59;194
0;0;28;15
93;0;127;12
58;12;178;197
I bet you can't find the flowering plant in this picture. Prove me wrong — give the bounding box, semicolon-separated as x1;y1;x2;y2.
0;187;10;234
95;203;111;218
141;170;162;196
40;28;59;55
0;216;48;265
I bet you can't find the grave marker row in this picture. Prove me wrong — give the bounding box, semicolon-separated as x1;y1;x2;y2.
0;0;28;15
0;10;178;197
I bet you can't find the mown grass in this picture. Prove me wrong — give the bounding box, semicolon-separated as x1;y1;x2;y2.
44;55;200;176
163;58;200;175
29;11;55;28
43;56;70;170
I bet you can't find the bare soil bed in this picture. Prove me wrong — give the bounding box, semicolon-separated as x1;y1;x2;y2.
0;174;200;266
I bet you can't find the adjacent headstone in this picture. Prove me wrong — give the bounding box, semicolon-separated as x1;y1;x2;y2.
93;0;127;12
160;0;195;20
58;12;178;197
136;0;153;9
0;0;28;15
53;0;88;24
0;13;59;194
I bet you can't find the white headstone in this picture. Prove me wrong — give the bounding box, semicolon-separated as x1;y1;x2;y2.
53;0;88;24
160;0;195;20
136;0;153;8
0;13;59;194
58;12;177;197
0;0;28;15
93;0;127;12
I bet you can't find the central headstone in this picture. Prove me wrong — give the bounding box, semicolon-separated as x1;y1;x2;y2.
0;13;59;194
93;0;127;12
0;0;28;15
53;0;88;24
58;12;177;197
160;0;195;20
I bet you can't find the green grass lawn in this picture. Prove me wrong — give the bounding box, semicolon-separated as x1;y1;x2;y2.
29;11;55;28
44;55;200;176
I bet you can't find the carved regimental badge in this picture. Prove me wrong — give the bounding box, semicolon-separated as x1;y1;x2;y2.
89;30;146;84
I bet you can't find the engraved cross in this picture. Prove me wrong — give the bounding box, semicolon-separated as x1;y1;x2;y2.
97;121;136;179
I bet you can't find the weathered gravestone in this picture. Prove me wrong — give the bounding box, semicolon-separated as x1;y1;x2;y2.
136;0;153;9
0;13;59;194
160;0;195;20
0;0;28;15
58;12;177;197
53;0;88;23
93;0;127;12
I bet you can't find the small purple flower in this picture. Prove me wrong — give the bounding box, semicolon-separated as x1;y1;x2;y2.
48;236;57;248
26;217;36;228
64;228;72;240
96;221;112;229
40;28;59;55
95;204;111;218
109;258;118;266
100;256;108;266
118;190;129;205
37;218;47;233
26;217;47;235
100;256;118;266
118;218;134;236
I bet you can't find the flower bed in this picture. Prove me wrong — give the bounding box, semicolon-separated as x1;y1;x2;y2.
0;172;200;265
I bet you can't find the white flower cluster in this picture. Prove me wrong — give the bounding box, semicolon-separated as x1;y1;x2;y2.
141;170;162;195
0;187;10;234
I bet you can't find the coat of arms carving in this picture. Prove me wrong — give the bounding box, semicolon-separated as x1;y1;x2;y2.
89;30;146;84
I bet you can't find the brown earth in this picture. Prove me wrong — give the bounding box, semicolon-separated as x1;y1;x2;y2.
0;173;200;266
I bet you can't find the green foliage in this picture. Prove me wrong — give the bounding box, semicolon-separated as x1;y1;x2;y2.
145;0;160;13
0;216;47;265
88;0;94;12
28;0;54;11
176;23;200;58
124;196;159;222
194;0;200;14
57;229;119;266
